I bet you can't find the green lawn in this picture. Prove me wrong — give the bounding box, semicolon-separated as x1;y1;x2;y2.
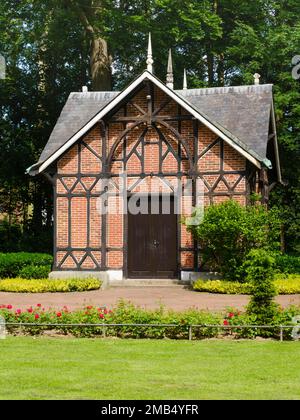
0;337;300;400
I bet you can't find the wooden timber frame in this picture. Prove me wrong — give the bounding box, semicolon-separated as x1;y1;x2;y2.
47;80;265;274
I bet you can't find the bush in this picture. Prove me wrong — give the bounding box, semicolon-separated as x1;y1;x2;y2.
246;250;278;332
274;275;300;294
193;276;300;295
275;254;300;274
186;200;281;281
0;252;53;278
222;307;300;340
193;279;253;294
18;265;51;279
0;277;101;293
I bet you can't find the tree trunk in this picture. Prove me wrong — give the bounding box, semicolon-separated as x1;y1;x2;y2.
90;37;112;91
64;0;112;91
207;49;214;85
217;52;225;86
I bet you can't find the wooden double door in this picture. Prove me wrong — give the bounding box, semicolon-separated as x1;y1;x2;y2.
127;195;177;278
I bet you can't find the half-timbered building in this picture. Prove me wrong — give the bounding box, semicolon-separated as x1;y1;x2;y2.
27;36;281;282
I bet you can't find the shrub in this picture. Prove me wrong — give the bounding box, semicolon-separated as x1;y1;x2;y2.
193;279;253;294
18;265;51;279
222;307;300;340
275;254;300;274
0;252;53;278
186;200;281;281
193;276;300;295
246;249;279;332
0;277;101;293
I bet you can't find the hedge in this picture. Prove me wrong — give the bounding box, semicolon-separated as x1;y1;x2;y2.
0;253;53;278
193;275;300;295
275;254;300;274
0;278;101;293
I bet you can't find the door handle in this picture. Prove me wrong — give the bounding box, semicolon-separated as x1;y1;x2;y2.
153;239;160;247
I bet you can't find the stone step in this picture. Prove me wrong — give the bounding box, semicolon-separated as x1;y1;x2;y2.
106;278;191;288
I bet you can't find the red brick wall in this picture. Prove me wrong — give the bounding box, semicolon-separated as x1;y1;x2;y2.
54;84;248;272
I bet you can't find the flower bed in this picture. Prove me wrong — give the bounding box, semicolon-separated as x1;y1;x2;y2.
0;277;101;293
0;301;299;340
193;275;300;295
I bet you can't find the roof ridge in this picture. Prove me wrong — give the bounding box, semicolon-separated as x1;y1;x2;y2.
176;84;273;96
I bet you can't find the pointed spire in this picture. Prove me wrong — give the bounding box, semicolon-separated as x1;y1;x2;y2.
146;33;153;73
183;68;187;90
166;49;174;89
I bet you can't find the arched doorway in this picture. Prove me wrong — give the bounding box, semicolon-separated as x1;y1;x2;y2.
107;121;194;278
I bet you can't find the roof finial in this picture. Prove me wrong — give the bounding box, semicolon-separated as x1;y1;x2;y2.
146;33;153;73
183;68;187;90
166;49;174;89
254;73;261;85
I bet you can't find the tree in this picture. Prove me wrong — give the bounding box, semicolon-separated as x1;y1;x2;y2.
64;0;112;90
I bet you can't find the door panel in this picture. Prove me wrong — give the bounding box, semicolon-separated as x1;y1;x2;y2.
128;196;177;278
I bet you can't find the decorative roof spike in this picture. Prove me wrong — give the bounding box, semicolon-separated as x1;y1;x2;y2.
183;68;188;90
166;49;174;89
254;73;261;85
146;33;154;73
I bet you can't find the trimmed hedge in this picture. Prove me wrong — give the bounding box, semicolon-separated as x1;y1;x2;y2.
275;254;300;274
18;265;52;279
0;278;101;293
0;253;52;278
193;275;300;295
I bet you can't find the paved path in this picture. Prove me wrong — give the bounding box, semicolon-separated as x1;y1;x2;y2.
0;286;299;312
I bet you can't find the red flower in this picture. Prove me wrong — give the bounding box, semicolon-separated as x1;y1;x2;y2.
35;314;40;319
104;309;108;314
27;308;33;313
228;312;234;318
223;320;229;326
99;313;104;319
6;305;12;310
108;310;113;314
56;312;62;317
16;309;22;315
86;305;93;310
37;304;42;307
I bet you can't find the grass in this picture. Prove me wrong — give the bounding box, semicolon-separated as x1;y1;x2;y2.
0;337;299;400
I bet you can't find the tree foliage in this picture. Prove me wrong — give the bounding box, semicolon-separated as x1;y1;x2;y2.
0;0;299;253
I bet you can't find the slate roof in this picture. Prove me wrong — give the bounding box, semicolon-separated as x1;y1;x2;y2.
37;91;118;166
176;84;273;159
28;78;274;174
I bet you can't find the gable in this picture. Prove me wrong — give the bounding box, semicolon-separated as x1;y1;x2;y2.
27;71;276;175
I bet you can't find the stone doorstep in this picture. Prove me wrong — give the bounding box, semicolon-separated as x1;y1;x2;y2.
48;270;221;288
106;279;191;288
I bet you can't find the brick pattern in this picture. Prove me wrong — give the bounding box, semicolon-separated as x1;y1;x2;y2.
54;84;252;272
